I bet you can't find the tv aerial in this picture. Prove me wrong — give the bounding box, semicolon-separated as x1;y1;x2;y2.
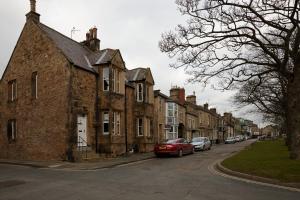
71;27;80;39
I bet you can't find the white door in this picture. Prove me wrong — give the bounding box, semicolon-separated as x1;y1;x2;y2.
77;115;87;147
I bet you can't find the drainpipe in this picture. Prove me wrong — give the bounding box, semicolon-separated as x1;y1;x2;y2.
95;74;100;153
125;85;128;153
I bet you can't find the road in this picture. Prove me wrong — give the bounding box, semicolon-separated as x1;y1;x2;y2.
0;140;299;200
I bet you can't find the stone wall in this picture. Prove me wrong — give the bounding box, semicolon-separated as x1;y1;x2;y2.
0;21;71;161
70;67;97;158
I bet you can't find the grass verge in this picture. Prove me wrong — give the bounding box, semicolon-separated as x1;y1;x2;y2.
222;140;300;183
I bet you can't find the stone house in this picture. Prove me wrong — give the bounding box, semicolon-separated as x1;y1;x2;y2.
185;94;200;141
126;68;155;152
154;90;168;143
223;113;235;139
0;2;129;160
208;108;219;143
168;87;186;139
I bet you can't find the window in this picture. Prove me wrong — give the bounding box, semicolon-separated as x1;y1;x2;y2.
103;67;109;91
103;112;109;135
137;83;143;102
159;98;163;111
167;103;174;117
115;70;120;93
166;125;178;140
112;112;121;136
8;80;17;102
7;119;17;143
145;85;149;102
31;72;38;99
145;118;152;137
167;117;174;124
137;118;143;136
111;68;115;92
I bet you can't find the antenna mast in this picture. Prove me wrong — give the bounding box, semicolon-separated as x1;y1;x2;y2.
71;27;80;39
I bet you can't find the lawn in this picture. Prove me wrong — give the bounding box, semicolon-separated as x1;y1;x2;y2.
222;140;300;183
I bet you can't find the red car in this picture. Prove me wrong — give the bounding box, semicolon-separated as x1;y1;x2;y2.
154;138;194;157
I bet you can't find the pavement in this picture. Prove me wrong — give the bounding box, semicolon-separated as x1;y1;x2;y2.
0;152;155;170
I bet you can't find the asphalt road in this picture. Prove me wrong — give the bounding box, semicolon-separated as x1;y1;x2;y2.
0;140;299;200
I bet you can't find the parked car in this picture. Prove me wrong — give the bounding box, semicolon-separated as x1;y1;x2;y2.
234;135;242;142
225;137;236;144
191;137;211;151
154;138;194;157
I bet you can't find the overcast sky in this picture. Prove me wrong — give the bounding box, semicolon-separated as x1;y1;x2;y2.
0;0;265;126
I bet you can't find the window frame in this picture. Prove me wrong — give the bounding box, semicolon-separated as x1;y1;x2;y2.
103;111;109;135
112;112;121;136
137;118;143;136
137;83;143;102
103;67;110;91
8;79;17;102
7;119;17;143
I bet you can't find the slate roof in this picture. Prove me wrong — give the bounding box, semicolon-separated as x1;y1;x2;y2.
38;23;119;73
154;90;169;99
126;68;149;82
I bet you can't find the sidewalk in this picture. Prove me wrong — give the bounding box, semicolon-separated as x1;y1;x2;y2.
0;152;155;171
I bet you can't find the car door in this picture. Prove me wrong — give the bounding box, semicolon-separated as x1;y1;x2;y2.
181;139;190;154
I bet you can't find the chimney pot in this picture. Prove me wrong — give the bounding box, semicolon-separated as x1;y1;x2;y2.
26;0;40;23
81;27;100;52
30;0;36;12
93;27;97;39
86;32;91;41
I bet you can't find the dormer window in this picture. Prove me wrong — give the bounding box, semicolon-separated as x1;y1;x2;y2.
103;67;122;93
137;83;143;102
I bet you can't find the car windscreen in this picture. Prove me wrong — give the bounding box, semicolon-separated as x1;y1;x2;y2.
192;138;204;142
165;139;178;144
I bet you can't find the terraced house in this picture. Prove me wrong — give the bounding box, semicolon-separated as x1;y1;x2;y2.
126;68;155;152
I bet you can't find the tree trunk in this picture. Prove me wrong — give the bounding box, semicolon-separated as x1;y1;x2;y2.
287;64;300;160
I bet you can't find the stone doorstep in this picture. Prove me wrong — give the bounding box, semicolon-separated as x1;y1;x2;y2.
216;161;300;190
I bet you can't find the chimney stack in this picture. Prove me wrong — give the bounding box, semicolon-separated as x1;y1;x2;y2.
81;27;100;52
210;108;216;114
204;103;209;110
170;87;185;105
26;0;40;23
186;93;197;105
30;0;36;12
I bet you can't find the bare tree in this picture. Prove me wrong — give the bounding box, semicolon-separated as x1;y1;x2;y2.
234;73;290;146
159;0;300;159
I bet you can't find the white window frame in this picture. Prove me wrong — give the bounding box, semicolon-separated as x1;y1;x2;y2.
166;125;178;140
115;70;120;93
137;83;143;102
7;119;17;142
103;112;109;135
145;118;151;137
137;118;143;136
9;80;17;102
112;112;121;136
103;67;110;91
112;68;115;92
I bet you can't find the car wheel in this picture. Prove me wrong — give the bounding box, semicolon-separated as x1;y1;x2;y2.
178;149;183;157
